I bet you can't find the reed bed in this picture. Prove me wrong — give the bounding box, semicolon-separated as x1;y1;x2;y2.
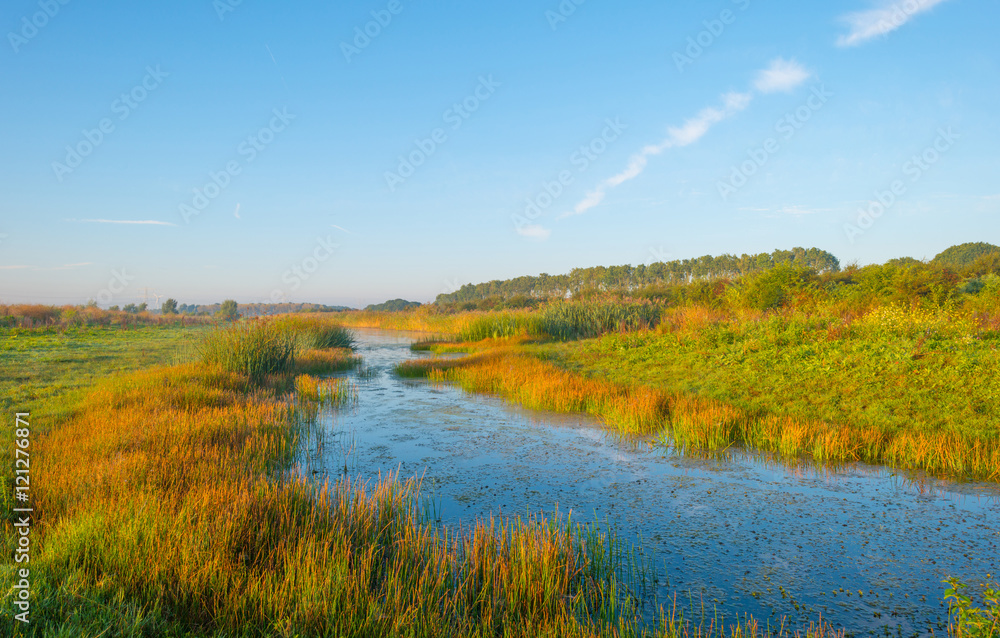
200;319;297;382
274;315;355;349
397;346;1000;482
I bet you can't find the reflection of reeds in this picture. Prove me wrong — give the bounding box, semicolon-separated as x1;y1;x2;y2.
295;348;361;375
396;347;1000;481
295;374;358;406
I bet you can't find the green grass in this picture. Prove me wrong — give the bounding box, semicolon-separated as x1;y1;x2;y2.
524;306;1000;479
0;324;211;424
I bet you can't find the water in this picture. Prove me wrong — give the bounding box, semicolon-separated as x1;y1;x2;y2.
296;329;1000;636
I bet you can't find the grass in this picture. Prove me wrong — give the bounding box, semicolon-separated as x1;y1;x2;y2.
396;302;1000;482
200;319;298;382
1;316;851;636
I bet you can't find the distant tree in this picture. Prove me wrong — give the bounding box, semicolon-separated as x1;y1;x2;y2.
365;299;422;312
123;303;138;313
85;299;98;309
137;303;148;312
161;298;178;314
219;299;239;321
933;242;1000;268
885;257;922;268
109;305;121;312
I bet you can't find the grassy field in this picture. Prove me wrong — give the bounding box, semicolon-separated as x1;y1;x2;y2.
4;319;853;637
401;303;1000;482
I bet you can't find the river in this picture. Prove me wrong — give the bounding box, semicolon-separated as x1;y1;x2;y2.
296;329;1000;636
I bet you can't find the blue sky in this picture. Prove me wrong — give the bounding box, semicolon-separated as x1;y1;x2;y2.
1;0;997;307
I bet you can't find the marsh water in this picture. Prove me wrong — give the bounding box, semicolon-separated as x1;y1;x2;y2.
296;329;1000;636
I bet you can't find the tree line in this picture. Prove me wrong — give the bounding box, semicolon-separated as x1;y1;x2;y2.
435;247;841;305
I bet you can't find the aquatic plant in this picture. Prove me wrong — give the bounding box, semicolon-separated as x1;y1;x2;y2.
200;319;297;382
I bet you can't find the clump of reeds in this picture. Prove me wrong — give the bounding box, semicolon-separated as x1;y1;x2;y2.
458;311;542;342
272;315;356;349
540;301;661;340
200;319;297;382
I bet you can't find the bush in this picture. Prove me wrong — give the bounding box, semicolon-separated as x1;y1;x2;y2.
735;265;816;311
219;299;239;321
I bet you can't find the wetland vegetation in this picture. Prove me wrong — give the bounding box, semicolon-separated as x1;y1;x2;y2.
3;244;999;636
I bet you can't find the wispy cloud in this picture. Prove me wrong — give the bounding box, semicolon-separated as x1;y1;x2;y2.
45;262;93;271
234;203;241;220
754;58;811;94
561;92;752;219
837;0;953;47
330;224;354;234
1;262;92;271
69;218;177;227
515;224;552;240
563;58;811;219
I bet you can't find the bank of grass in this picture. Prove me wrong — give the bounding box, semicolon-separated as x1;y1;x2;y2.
399;303;1000;482
2;317;850;637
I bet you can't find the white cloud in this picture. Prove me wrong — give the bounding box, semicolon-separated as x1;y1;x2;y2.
0;265;30;270
71;218;177;227
44;262;93;271
562;91;753;219
837;0;953;47
515;224;551;240
753;58;812;94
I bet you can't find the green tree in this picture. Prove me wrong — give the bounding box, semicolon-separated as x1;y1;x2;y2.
161;298;178;314
933;242;1000;268
219;299;239;321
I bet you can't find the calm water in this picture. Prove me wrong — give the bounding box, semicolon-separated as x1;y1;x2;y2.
296;329;1000;636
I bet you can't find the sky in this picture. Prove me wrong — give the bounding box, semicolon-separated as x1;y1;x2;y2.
0;0;997;307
